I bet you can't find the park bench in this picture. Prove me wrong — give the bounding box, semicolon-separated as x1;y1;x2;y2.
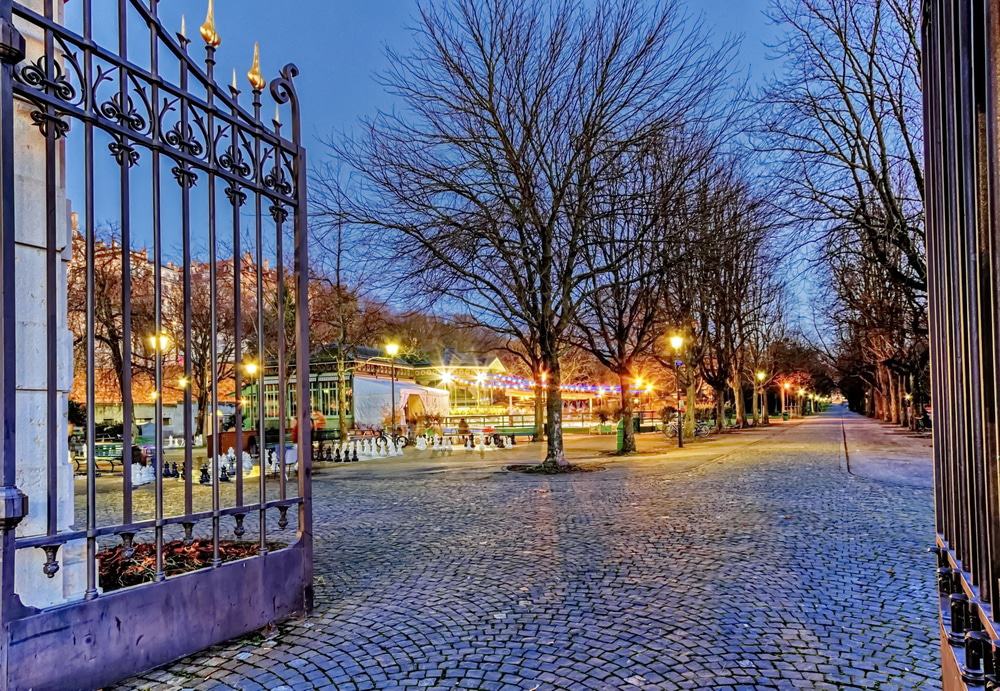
73;441;125;474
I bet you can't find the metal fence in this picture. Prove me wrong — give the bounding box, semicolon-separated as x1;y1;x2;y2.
924;0;1000;686
0;1;312;687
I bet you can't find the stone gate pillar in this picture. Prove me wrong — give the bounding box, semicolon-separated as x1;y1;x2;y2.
11;0;83;608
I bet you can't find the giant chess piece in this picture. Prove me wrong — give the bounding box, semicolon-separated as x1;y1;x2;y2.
352;445;359;462
199;465;211;485
334;446;342;463
416;436;427;451
220;465;231;483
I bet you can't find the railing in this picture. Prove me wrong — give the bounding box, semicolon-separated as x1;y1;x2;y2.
923;1;1000;687
0;2;312;688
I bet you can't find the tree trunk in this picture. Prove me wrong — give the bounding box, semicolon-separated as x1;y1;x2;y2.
750;383;759;425
196;388;209;438
532;382;545;442
762;388;770;424
684;380;697;438
732;379;747;428
337;355;350;441
888;371;900;424
618;370;636;454
542;355;566;468
714;389;725;432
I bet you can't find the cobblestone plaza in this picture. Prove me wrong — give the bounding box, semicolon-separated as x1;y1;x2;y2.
121;410;939;690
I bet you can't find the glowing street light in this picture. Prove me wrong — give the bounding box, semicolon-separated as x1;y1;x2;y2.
177;376;189;388
147;332;171;352
755;371;767;425
668;333;685;448
242;360;259;377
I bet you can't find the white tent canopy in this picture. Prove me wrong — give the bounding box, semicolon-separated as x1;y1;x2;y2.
351;376;450;426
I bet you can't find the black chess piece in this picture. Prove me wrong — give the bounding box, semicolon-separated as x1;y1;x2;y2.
324;445;333;462
351;447;359;462
199;465;210;484
162;461;171;477
334;447;342;463
220;466;231;483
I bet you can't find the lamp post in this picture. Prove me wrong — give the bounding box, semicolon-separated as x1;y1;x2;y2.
755;371;767;425
781;381;789;419
385;342;400;435
669;334;684;448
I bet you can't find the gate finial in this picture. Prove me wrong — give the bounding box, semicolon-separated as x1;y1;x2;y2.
248;42;266;91
200;0;221;48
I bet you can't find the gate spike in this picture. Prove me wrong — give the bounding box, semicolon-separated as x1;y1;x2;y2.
247;42;265;91
199;0;221;48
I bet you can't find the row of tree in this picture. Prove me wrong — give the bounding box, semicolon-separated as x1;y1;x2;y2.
323;0;817;467
758;0;927;426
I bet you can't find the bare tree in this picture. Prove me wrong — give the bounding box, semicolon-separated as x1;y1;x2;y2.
328;0;732;468
759;0;926;417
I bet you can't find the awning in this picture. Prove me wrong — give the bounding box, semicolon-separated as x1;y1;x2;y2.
352;376;450;426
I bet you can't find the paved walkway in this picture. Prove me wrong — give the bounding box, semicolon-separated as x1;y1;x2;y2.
119;407;940;690
840;410;933;488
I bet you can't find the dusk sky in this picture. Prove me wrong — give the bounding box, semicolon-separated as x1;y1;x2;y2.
141;0;781;154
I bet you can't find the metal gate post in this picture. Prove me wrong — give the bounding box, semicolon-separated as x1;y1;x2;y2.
0;0;26;683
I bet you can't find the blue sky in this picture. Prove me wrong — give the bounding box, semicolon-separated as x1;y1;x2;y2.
142;0;779;153
64;0;793;310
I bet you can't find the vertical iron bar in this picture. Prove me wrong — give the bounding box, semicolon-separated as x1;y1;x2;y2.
277;66;314;609
205;45;220;567
83;0;97;599
252;87;266;553
275;198;286;502
117;0;133;524
180;37;193;520
0;0;20;644
227;88;244;510
150;0;164;582
43;0;57;538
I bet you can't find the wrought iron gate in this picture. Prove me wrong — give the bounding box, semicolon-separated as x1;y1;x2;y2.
0;1;312;687
924;0;1000;687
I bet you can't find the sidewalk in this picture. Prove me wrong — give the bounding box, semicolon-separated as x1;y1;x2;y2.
838;405;933;488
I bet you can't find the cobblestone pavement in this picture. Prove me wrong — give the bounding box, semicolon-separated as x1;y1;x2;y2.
119;408;940;690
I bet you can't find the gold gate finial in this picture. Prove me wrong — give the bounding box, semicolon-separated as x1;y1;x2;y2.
200;0;221;47
247;42;266;91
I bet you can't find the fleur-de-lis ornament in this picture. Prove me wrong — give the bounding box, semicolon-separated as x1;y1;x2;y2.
200;0;221;48
247;42;266;91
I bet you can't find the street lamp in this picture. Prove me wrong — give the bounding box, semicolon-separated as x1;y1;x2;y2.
669;334;684;448
385;341;400;434
781;381;790;418
755;371;766;425
147;332;171;352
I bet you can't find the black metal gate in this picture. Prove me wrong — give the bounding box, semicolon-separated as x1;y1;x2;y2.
0;1;312;687
924;0;1000;687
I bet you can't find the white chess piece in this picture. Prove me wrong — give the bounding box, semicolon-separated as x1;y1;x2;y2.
416;436;427;451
